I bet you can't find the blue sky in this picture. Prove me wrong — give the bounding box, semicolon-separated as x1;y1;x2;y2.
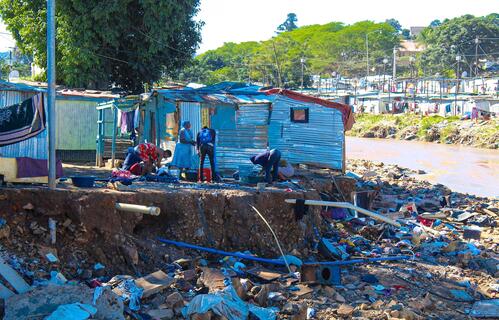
0;0;497;53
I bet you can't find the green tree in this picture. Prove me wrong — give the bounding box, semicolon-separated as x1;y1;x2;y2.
385;19;402;33
182;20;399;87
429;19;442;27
418;14;499;76
0;0;203;93
277;13;298;33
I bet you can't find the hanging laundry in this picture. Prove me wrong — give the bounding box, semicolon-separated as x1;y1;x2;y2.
0;93;45;147
120;111;128;134
133;107;140;129
125;111;134;133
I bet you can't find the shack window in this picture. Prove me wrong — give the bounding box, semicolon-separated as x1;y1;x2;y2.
290;107;309;123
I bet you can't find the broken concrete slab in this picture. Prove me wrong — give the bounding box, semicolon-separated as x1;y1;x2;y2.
135;270;174;298
0;257;30;294
4;284;124;320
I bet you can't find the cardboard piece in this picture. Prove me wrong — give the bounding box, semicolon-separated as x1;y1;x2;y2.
135;270;174;298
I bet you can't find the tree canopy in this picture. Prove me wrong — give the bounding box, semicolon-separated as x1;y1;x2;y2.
179;20;400;88
0;0;203;93
277;13;298;33
418;14;499;77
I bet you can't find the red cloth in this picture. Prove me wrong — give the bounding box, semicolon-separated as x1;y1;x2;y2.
136;143;158;162
129;163;142;175
263;88;355;130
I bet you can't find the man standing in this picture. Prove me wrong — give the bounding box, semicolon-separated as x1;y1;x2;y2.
197;126;217;182
250;149;281;184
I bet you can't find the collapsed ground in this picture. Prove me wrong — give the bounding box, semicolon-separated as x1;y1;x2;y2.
348;114;499;149
0;160;497;319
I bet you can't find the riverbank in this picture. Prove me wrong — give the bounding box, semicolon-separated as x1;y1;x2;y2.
348;114;499;149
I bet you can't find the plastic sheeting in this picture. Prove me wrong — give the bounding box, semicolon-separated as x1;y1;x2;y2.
182;284;278;320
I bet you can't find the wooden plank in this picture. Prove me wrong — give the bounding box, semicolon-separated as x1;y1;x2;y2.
135;270;174;298
0;258;30;294
0;282;14;299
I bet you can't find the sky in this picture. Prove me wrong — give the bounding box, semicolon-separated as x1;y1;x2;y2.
196;0;498;53
0;0;496;52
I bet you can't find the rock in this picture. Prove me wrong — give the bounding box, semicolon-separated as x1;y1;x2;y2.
0;225;10;239
182;269;196;281
120;244;139;265
337;304;354;317
4;284;124;320
165;292;184;308
282;302;300;315
22;203;34;210
147;308;174;319
335;292;346;303
323;286;336;297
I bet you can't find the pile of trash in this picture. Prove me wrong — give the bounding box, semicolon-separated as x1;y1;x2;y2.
0;159;496;319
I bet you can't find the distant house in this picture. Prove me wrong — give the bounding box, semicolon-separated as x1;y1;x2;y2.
410;26;425;38
140;83;353;173
398;40;426;57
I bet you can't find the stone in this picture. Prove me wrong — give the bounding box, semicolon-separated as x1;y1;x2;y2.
0;225;10;239
323;286;336;297
165;292;184;308
4;284;124;320
136;271;174;299
120;244;139;265
22;203;34;210
182;269;197;281
147;308;174;319
335;292;346;303
337;304;354;317
282;302;300;315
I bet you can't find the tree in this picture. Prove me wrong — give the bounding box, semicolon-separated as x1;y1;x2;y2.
183;20;400;87
402;29;411;39
0;0;203;93
429;19;442;27
385;19;402;33
419;14;499;76
277;13;298;33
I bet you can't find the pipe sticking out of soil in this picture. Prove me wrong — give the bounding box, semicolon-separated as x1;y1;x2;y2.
284;199;401;227
115;203;161;216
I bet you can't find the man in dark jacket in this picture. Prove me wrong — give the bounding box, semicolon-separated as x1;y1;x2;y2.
250;149;281;183
196;126;217;182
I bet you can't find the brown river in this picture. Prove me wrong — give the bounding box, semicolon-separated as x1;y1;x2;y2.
346;137;499;198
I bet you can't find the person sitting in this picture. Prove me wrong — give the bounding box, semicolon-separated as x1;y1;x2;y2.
278;159;294;181
250;149;281;184
123;143;170;176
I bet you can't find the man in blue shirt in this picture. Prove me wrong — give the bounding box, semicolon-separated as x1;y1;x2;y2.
196;126;217;182
250;149;281;184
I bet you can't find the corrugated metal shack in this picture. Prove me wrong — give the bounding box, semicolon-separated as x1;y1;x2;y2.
149;83;353;174
0;81;47;159
150;83;273;173
56;89;117;162
266;89;354;171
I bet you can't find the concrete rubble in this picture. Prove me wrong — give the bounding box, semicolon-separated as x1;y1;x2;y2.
0;159;496;319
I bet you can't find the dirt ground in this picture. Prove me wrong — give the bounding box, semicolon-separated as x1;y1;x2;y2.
0;160;496;319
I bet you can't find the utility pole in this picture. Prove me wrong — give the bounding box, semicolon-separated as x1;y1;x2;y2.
300;57;305;91
47;0;56;189
392;46;397;79
474;37;479;78
272;41;282;88
365;34;369;78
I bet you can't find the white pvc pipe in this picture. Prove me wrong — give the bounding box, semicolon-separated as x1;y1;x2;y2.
115;203;160;216
284;199;401;227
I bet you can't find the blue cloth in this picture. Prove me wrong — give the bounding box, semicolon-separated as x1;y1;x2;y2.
171;128;194;169
123;147;141;170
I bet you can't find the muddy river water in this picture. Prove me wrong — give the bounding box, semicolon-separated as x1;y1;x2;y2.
346;137;499;198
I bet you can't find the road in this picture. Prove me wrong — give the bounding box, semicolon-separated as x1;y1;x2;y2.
346;137;499;198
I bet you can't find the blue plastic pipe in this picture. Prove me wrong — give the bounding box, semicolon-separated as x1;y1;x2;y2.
157;238;411;266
